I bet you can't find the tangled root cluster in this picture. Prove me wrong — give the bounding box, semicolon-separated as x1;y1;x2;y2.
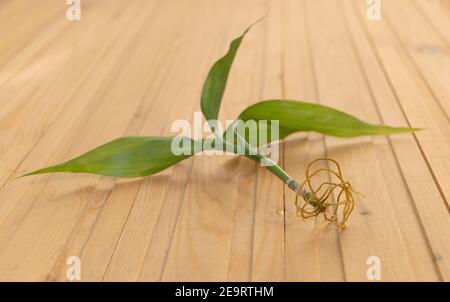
295;158;362;230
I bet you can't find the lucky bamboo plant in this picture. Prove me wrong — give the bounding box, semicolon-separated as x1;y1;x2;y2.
25;23;417;229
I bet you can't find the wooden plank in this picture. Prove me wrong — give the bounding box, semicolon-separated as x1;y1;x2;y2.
379;0;450;206
383;0;450;118
306;0;430;281
341;0;442;281
0;0;66;68
0;0;148;278
0;0;448;281
282;0;345;281
103;0;241;281
0;0;128;188
354;2;450;213
0;0;137;246
47;0;199;281
249;0;285;281
220;2;265;282
350;0;450;280
139;1;265;282
0;0;185;281
159;0;266;282
414;0;450;47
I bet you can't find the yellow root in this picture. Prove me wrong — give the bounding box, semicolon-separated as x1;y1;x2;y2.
294;158;363;230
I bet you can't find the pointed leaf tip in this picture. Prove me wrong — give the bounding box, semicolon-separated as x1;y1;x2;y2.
224;100;422;145
23;136;198;178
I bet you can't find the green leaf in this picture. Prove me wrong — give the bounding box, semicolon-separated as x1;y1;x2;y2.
224;100;418;145
24;137;198;178
24;21;419;181
200;21;260;126
24;22;264;179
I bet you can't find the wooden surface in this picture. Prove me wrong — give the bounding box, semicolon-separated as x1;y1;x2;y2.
0;0;449;281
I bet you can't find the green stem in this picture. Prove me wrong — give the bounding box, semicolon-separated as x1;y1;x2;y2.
211;132;318;206
248;146;317;206
202;133;317;206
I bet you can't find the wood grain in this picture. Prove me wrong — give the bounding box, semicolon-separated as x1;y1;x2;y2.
0;0;448;281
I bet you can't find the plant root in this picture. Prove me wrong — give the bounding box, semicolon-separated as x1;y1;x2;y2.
295;157;363;230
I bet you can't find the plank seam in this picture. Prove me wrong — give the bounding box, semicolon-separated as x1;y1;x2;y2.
412;0;450;50
384;3;450;123
342;0;443;281
303;0;347;281
379;6;450;211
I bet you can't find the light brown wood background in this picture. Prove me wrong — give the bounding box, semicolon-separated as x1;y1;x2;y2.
0;0;449;281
